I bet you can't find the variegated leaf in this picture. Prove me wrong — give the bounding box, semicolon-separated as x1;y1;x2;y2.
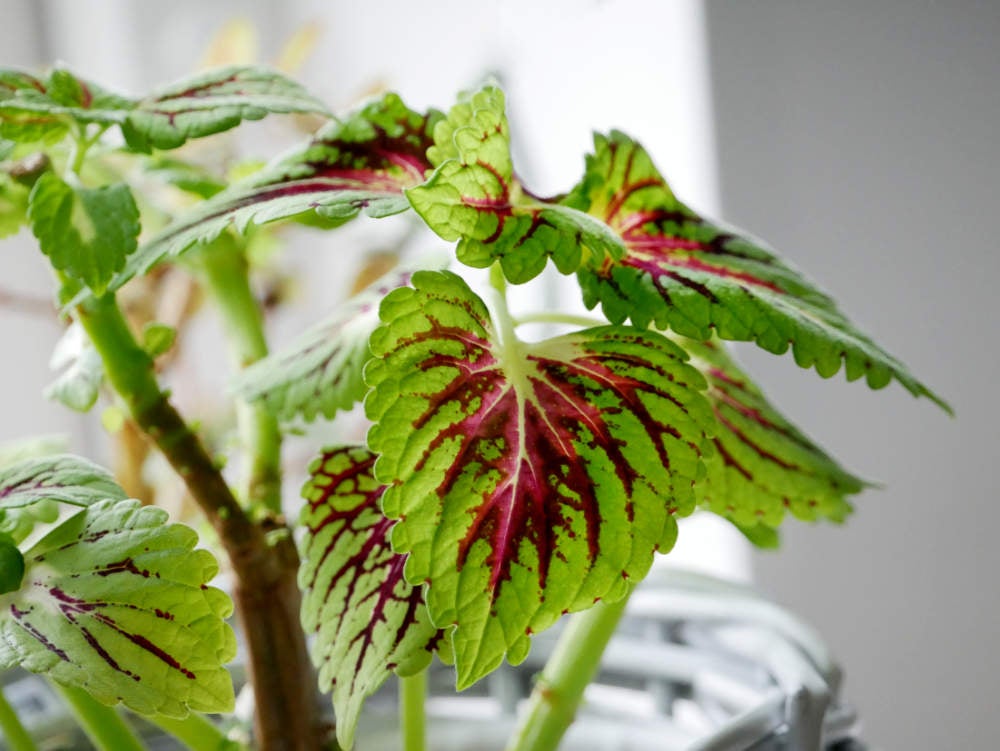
94;92;439;299
0;454;126;544
366;270;714;688
406;86;625;283
121;65;330;151
233;266;420;424
0;499;236;717
300;446;443;749
678;336;864;528
571;131;948;411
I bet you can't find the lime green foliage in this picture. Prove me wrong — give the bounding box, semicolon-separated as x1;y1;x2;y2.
28;173;140;295
366;271;714;687
678;336;864;528
121;65;330;151
299;446;443;749
0;498;236;718
234;265;428;425
568;131;948;410
407;86;624;283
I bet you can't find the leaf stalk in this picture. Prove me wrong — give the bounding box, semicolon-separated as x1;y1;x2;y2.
400;670;428;751
53;683;145;751
504;592;631;751
194;235;282;516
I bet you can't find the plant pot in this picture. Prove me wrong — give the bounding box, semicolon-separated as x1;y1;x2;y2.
355;567;866;751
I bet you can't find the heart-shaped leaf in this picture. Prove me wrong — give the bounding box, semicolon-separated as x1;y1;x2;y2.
406;86;625;283
366;270;714;687
234;265;421;424
678;336;864;528
0;499;236;717
121;65;330;151
570;131;948;411
91;92;439;300
28;173;140;295
300;446;443;749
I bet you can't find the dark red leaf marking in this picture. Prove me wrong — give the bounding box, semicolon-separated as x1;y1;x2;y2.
403;319;685;597
304;448;439;684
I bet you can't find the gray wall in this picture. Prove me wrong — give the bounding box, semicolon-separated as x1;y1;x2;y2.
706;2;999;748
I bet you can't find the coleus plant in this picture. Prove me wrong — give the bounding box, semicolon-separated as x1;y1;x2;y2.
0;62;947;751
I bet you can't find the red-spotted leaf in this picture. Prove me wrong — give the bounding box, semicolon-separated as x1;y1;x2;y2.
121;65;330;151
365;270;714;688
406;86;625;283
0;454;126;544
91;93;439;300
677;336;864;529
300;446;443;749
0;499;236;718
570;131;948;411
233;265;423;424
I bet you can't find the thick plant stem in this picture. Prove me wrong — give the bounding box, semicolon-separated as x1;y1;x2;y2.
75;293;322;751
0;684;38;751
196;238;282;515
147;712;245;751
399;671;427;751
54;684;145;751
505;593;632;751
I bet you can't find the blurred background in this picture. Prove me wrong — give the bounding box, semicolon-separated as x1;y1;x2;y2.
0;1;996;748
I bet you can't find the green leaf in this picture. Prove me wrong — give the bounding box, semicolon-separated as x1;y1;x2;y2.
141;322;176;359
141;155;227;199
0;454;126;545
366;271;714;688
677;336;863;527
572;131;949;411
406;86;625;283
45;322;104;413
28;173;140;294
84;92;439;301
0;67;132;144
300;446;444;749
233;265;424;424
0;499;236;717
730;519;781;550
0;172;28;238
0;536;24;594
121;65;330;151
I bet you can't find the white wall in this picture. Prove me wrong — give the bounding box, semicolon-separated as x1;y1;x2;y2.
706;2;1000;749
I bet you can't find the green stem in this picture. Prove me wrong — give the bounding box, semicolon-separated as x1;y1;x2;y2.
75;292;250;539
400;671;427;751
505;592;632;751
0;684;39;751
67;124;107;178
146;712;244;751
53;684;145;751
195;237;282;515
